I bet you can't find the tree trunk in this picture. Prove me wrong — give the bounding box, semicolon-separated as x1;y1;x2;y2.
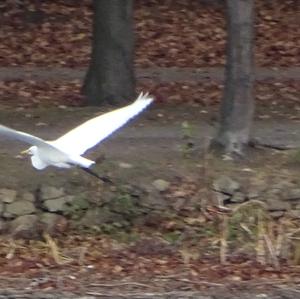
213;0;255;155
82;0;135;105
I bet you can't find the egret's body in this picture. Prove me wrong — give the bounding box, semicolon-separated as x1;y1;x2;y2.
0;92;153;176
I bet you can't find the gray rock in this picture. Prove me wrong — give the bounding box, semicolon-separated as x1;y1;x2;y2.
287;210;300;219
212;191;230;205
0;188;17;203
266;198;291;211
22;191;35;202
270;211;285;219
0;202;3;215
40;212;58;228
282;188;300;201
6;200;36;216
152;179;170;192
44;197;67;212
247;189;260;199
231;192;246;203
273;180;295;190
62;195;75;203
172;197;187;211
2;211;13;219
80;207;122;227
9;215;39;239
0;219;7;233
213;176;240;195
68;196;89;209
141;191;168;210
265;189;281;198
40;212;68;234
40;185;65;200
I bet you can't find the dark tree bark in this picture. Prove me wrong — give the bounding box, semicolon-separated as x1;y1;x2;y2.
213;0;255;155
82;0;135;105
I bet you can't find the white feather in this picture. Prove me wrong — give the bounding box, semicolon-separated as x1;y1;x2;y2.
0;92;153;170
52;92;153;155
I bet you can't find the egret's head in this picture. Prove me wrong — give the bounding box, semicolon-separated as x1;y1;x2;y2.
21;146;38;156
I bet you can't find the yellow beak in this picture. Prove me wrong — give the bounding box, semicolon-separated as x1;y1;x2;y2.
20;149;30;155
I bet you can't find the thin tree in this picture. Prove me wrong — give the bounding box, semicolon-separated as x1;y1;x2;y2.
212;0;255;155
82;0;135;105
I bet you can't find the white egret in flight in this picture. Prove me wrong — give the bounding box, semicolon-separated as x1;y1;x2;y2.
0;92;153;181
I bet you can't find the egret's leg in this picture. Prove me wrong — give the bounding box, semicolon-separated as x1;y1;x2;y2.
79;167;112;183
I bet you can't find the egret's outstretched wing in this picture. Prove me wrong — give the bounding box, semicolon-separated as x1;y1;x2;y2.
52;92;153;155
0;124;47;147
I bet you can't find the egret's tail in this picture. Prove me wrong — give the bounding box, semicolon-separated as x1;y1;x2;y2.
71;156;95;168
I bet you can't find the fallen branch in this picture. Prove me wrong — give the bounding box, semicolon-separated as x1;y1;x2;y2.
249;139;298;150
220;214;229;265
86;290;201;298
89;282;152;288
263;234;280;270
174;278;224;287
43;232;73;265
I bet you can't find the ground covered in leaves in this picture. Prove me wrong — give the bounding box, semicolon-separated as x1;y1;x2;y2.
0;234;299;298
0;0;300;113
0;112;299;298
0;0;298;68
0;0;299;297
0;0;299;113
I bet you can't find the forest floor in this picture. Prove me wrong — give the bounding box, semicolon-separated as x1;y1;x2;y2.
0;0;299;298
0;71;299;299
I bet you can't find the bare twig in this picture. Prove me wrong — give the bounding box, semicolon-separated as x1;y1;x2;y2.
78;246;87;266
43;232;72;265
256;212;266;265
86;290;201;298
244;278;300;286
155;273;188;279
174;278;224;287
274;285;300;294
5;239;16;260
275;221;285;257
240;223;254;237
249;138;297;150
263;234;280;270
220;214;229;264
89;282;152;288
287;228;300;237
232;199;268;213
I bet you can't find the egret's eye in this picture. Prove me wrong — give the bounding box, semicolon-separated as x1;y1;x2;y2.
0;92;152;178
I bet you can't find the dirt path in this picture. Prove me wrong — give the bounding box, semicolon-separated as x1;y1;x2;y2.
0;272;299;299
0;105;299;189
0;289;298;299
0;66;299;82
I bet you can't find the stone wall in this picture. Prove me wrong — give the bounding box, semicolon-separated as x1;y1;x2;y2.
0;185;77;238
0;176;300;239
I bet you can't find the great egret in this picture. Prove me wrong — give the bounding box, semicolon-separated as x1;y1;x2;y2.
0;92;153;180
